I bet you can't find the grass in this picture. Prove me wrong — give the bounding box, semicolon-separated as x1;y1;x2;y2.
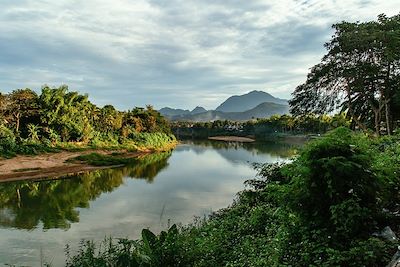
0;142;60;159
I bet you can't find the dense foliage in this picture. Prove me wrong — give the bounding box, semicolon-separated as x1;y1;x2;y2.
290;13;400;135
66;128;400;266
172;113;350;140
0;85;175;157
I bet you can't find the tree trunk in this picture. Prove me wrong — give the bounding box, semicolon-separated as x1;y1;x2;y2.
15;112;20;133
385;63;393;135
369;96;384;137
373;109;380;136
385;100;392;135
16;188;21;208
346;86;368;132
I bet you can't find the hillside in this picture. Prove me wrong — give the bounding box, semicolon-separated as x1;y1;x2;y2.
158;107;190;117
215;90;288;112
159;106;207;118
190;106;207;114
232;102;289;120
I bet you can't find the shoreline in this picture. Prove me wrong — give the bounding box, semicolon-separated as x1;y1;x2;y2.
0;150;152;183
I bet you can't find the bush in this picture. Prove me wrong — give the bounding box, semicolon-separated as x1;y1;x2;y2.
0;125;18;157
0;125;58;158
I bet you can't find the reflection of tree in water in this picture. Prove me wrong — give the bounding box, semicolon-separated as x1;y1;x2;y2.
184;140;299;159
125;151;171;182
0;151;171;230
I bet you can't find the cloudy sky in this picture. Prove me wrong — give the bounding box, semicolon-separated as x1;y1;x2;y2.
0;1;398;110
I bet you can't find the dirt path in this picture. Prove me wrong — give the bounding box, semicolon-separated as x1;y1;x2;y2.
208;136;255;142
0;150;143;183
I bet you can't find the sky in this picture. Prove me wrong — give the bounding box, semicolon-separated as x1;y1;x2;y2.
0;1;398;110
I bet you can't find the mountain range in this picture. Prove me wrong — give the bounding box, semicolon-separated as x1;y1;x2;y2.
159;90;289;121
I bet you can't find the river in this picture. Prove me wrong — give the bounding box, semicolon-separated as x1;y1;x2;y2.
0;140;298;266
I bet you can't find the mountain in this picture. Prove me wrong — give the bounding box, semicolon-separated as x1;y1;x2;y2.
235;102;289;120
159;106;208;119
169;102;289;122
159;107;190;117
160;91;289;122
215;90;288;112
190;106;207;114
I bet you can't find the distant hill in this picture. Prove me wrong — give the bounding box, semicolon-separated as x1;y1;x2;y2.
159;107;190;117
215;90;287;112
234;102;289;120
159;106;208;119
190;106;207;115
169;102;289;122
159;90;289;121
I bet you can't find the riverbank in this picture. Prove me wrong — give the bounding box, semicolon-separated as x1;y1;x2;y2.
0;150;154;182
0;131;178;182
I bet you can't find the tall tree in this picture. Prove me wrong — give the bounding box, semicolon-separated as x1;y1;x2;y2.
290;13;400;135
95;105;123;133
7;89;39;134
39;85;94;142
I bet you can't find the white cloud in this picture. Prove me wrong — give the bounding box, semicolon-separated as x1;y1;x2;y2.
0;0;398;109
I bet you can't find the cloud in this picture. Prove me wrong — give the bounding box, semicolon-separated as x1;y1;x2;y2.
0;0;398;109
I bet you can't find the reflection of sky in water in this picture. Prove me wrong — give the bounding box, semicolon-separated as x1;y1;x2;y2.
0;141;294;266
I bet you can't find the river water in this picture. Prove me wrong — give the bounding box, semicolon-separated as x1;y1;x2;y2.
0;140;297;266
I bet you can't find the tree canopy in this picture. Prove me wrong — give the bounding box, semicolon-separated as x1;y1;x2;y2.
0;85;174;157
290;13;400;135
0;85;171;141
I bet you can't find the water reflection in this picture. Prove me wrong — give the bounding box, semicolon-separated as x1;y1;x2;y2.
0;151;172;230
0;140;298;266
180;140;298;164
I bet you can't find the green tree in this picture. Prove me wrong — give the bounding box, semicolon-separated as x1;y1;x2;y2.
39;85;94;142
290;13;400;135
95;105;123;133
7;89;39;134
0;93;8;124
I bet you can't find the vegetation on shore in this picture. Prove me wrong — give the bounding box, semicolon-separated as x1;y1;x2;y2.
65;128;400;266
0;85;176;158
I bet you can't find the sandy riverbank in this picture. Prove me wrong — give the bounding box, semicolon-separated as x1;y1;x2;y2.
208;136;255;142
0;150;147;182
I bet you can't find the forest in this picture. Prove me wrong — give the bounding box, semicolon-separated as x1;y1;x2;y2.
0;85;176;158
172;113;350;140
65;13;400;266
